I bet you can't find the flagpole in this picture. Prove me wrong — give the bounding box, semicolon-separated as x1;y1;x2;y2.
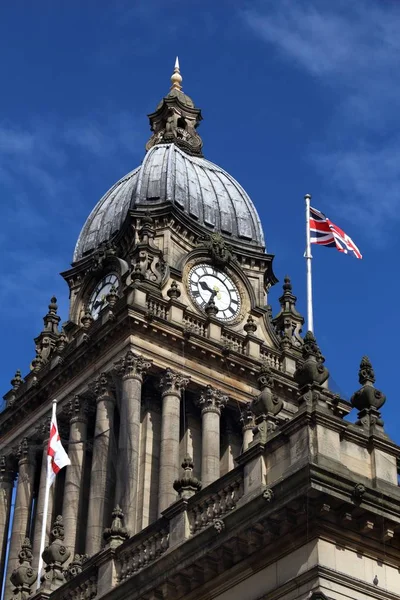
36;399;57;590
304;194;314;333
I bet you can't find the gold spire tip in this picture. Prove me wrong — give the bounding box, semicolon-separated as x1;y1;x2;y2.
170;56;182;91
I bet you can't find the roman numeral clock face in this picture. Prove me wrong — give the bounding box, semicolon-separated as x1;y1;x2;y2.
188;264;241;321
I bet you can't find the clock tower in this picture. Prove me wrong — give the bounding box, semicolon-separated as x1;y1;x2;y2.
2;59;400;600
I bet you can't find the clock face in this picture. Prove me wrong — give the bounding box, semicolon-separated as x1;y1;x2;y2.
188;264;241;321
88;274;119;320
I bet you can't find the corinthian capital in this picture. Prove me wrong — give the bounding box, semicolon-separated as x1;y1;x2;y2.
0;455;16;483
198;386;228;416
90;372;115;402
16;438;35;465
68;395;89;423
161;369;190;397
115;350;152;382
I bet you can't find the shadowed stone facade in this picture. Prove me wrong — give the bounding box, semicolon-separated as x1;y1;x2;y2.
1;61;400;600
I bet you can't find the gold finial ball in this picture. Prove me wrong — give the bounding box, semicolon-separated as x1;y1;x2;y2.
170;56;182;91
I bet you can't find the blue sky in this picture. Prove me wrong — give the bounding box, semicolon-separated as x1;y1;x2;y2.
0;1;398;441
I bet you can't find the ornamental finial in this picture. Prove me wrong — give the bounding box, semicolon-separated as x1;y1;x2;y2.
170;56;182;91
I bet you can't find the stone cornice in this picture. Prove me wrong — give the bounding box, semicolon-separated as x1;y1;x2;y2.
0;298;301;439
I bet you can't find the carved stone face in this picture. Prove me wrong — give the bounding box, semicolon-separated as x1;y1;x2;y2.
188;264;241;321
88;274;119;320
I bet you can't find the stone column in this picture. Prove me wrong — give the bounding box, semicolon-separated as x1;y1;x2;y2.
0;455;15;584
32;421;55;572
198;386;228;488
85;372;116;556
116;350;152;536
241;403;255;451
4;438;36;600
62;395;88;558
158;369;189;515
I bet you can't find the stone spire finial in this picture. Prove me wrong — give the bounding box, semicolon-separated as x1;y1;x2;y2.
103;505;129;548
167;280;181;300
41;516;70;591
351;356;386;431
204;294;218;317
294;331;329;388
272;275;304;349
170;56;183;91
173;455;202;499
146;58;203;156
9;537;37;600
11;370;23;391
43;296;60;333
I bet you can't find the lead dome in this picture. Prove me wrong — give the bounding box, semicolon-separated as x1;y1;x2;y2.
73;59;266;263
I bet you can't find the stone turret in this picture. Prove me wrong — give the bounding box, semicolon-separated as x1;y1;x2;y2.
146;58;203;157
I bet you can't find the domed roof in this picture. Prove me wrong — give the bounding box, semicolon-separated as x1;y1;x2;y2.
74;144;265;261
73;60;266;262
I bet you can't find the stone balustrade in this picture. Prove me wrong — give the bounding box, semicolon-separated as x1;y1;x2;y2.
147;297;169;320
182;313;207;337
117;519;170;583
188;468;244;534
221;331;245;354
260;347;283;371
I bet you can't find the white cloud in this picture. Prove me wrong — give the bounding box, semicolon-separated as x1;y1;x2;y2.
242;0;400;238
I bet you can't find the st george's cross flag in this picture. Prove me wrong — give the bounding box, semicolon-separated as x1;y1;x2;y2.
47;407;70;485
309;206;362;259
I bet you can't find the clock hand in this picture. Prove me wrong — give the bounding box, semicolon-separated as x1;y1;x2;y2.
93;296;106;310
199;281;214;294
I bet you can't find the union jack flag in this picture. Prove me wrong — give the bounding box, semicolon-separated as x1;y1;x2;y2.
309;206;362;259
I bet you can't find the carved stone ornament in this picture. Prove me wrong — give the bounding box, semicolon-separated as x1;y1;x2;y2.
89;240;116;274
173;456;202;499
198;386;228;416
103;505;129;548
204;295;218;317
262;487;275;503
8;369;24;408
250;362;283;440
115;350;152;381
351;357;386;410
81;307;94;331
41;516;71;592
200;233;233;268
294;331;329;388
11;369;23;391
213;518;225;534
244;314;257;335
250;362;283;418
10;537;37;600
64;554;89;581
161;369;190;397
353;483;366;502
167;280;181;300
240;402;255;431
